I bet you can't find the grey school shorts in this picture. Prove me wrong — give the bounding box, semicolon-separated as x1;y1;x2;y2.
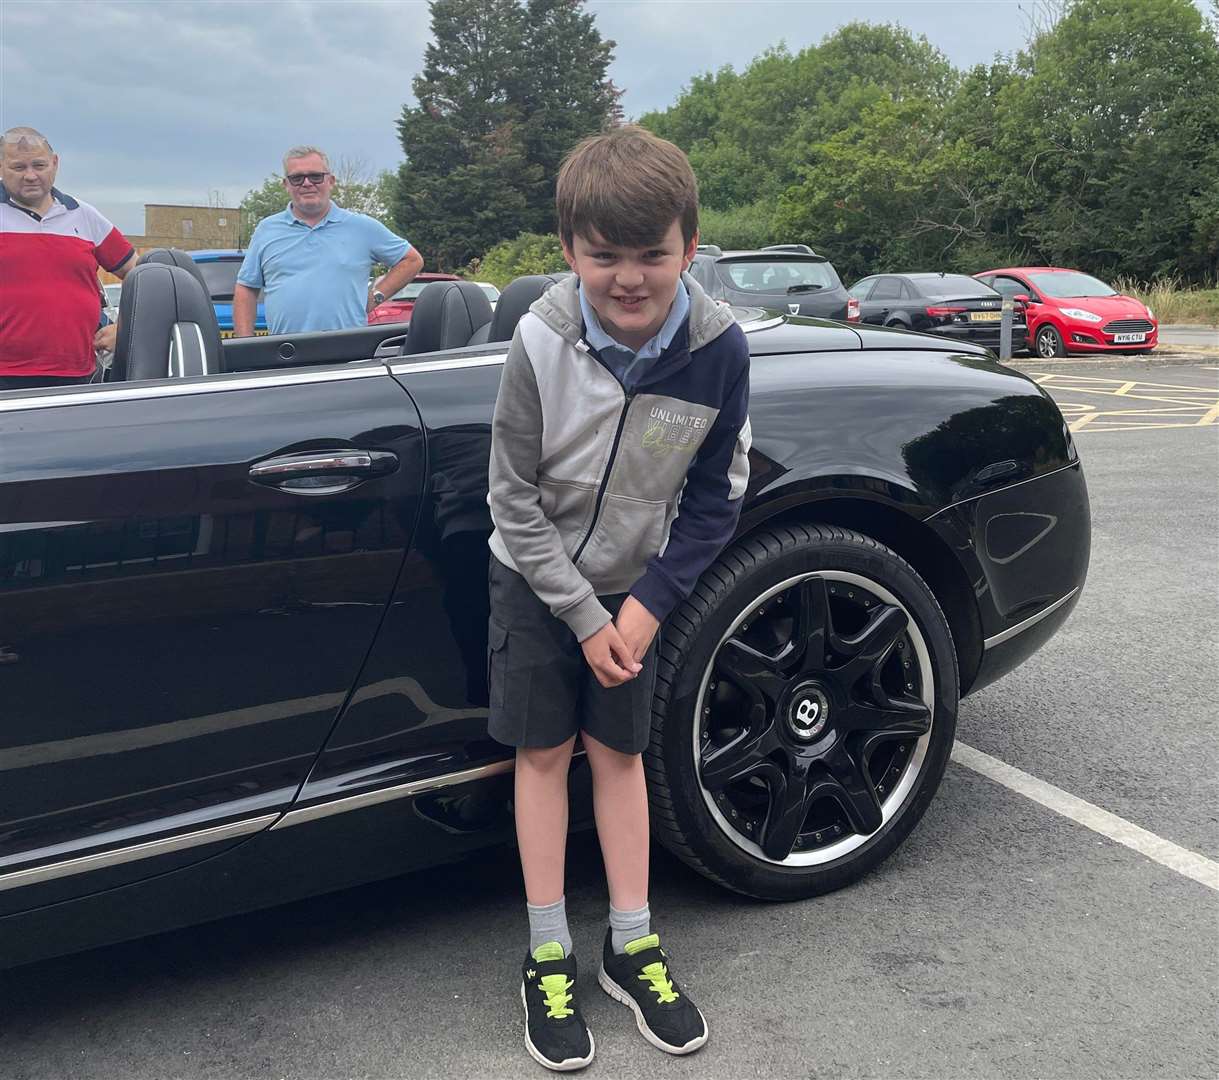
487;557;658;755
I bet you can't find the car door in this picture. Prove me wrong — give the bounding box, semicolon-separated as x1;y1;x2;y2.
991;274;1040;332
990;274;1029;302
279;351;506;827
860;276;903;325
0;363;425;914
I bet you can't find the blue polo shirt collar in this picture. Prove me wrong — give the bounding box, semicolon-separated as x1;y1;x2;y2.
282;201;350;229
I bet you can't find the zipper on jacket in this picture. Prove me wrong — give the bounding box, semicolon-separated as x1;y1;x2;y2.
572;390;634;566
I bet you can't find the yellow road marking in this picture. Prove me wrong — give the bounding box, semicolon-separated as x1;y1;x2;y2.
1033;373;1219;433
1059;403;1215;415
1032;373;1219;392
1047;387;1210;408
1074;423;1219;434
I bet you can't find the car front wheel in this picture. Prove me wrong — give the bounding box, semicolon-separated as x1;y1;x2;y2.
646;524;959;900
1036;324;1067;358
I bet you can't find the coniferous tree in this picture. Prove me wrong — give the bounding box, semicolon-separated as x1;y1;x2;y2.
394;0;618;270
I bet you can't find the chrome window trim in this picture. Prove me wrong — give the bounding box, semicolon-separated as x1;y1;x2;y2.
0;814;278;893
983;587;1079;650
271;757;515;829
0;363;387;413
388;353;508;376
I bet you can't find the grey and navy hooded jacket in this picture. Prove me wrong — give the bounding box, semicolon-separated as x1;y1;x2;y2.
488;271;751;641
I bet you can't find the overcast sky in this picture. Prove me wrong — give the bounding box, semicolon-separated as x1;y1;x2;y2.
0;0;1197;234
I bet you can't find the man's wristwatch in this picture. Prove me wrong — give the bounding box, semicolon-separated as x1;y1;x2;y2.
371;290;386;305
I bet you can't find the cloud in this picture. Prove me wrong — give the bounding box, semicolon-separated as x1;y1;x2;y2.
11;0;1202;234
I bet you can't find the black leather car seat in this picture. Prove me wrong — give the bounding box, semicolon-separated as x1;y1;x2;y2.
478;274;568;344
401;281;494;355
112;262;223;381
136;247;211;294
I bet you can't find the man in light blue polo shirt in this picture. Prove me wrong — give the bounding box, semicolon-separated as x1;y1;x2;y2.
233;145;423;335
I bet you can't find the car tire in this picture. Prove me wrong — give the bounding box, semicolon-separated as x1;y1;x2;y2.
885;319;908;329
1035;324;1067;358
645;523;959;901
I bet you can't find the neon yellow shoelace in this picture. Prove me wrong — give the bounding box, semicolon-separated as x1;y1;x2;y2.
538;973;575;1019
637;961;679;1004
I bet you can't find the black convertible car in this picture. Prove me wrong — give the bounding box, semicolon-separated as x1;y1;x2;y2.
0;257;1089;969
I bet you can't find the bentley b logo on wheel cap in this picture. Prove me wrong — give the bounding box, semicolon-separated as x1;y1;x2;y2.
788;686;830;740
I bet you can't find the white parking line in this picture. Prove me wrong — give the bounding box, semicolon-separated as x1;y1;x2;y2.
952;742;1219;892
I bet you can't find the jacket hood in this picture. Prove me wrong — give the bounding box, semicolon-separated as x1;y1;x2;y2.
529;270;736;352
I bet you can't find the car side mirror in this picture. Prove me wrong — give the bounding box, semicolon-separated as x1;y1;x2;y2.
1015;293;1035;304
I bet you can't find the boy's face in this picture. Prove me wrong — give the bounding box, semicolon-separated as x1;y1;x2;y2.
563;220;697;351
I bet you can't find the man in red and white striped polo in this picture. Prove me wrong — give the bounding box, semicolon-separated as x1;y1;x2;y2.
0;127;135;390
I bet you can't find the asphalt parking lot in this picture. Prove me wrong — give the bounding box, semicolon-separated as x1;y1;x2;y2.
2;367;1216;1080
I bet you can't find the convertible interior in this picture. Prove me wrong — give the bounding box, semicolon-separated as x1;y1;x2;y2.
111;248;566;381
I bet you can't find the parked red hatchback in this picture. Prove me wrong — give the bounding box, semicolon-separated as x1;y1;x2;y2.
974;266;1158;358
368;272;461;325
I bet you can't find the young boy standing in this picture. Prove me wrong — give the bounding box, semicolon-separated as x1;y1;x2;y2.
487;126;751;1071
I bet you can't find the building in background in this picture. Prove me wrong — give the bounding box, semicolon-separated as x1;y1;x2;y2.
99;204;241;283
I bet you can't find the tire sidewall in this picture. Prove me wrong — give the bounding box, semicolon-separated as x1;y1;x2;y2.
1037;324;1065;358
650;527;959;900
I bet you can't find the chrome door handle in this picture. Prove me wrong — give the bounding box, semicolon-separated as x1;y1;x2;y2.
249;449;398;494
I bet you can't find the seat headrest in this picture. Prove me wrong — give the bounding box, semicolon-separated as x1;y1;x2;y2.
113;263;223;381
402;281;494;355
486;274;569;342
137;248;210;294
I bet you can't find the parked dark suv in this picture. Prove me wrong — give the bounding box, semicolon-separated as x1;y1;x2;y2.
688;244;854;321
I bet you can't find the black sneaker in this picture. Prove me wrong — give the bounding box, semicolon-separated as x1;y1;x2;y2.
520;942;595;1071
598;930;708;1055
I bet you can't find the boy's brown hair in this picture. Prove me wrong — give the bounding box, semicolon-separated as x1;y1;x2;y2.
556;125;699;250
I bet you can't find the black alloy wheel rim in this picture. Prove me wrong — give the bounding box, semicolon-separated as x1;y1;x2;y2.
1037;326;1061;358
693;571;934;867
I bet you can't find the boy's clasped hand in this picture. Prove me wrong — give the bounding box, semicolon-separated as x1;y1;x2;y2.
580;595;659;687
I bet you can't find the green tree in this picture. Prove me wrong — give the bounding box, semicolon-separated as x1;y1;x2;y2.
472;231;567;286
514;0;622;231
698;201;783;250
239;176;288;245
640;24;957;211
993;0;1219;281
775;96;996;280
394;0;618;270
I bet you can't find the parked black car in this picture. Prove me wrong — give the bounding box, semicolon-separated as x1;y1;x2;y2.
0;263;1089;969
849;273;1027;352
688;245;853;320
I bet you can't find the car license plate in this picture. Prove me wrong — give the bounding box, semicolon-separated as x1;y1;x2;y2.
1113;332;1146;343
968;311;1001;323
219;330;269;338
